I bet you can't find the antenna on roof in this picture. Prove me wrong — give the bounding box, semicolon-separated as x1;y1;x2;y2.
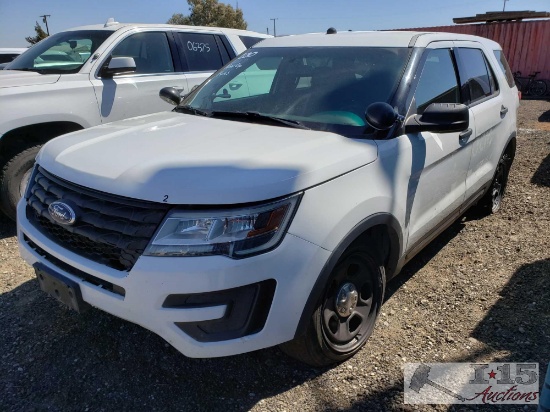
104;18;119;27
326;27;337;34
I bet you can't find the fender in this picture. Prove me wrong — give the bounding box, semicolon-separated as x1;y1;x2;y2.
293;212;403;338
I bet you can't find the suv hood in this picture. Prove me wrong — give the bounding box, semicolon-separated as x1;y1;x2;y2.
37;112;378;204
0;70;60;88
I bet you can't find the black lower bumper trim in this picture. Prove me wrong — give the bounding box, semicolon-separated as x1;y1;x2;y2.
165;279;276;342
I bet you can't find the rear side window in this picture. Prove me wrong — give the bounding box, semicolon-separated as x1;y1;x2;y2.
239;36;265;49
178;33;223;72
414;49;460;114
493;50;515;88
456;48;498;104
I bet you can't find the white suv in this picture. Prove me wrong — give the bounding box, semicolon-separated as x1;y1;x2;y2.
18;30;519;366
0;20;270;220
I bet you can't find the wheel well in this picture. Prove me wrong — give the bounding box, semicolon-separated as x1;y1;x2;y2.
504;136;516;161
0;122;83;163
351;225;393;273
294;216;402;339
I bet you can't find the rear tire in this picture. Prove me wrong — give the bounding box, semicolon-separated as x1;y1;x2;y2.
0;145;41;221
474;152;512;215
280;245;385;367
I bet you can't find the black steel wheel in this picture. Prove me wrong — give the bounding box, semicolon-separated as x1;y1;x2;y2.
280;245;385;367
475;152;512;215
321;252;379;353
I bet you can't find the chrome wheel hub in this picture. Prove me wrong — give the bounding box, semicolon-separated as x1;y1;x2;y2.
335;282;358;318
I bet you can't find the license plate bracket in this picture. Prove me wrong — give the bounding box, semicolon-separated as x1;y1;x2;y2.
34;263;91;313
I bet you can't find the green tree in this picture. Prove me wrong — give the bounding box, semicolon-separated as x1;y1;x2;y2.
25;21;49;45
168;0;247;29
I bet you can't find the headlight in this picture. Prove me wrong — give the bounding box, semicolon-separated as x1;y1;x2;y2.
144;194;301;258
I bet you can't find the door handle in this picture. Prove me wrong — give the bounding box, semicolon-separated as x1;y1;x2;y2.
459;128;473;141
500;105;509;116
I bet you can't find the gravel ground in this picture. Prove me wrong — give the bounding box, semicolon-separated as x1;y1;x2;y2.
1;100;549;412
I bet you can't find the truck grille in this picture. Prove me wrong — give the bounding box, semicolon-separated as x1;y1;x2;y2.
26;166;170;271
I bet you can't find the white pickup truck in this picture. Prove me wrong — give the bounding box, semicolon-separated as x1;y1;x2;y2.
0;19;270;220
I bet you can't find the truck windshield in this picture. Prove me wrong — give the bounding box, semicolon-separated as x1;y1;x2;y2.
183;46;411;136
7;30;112;74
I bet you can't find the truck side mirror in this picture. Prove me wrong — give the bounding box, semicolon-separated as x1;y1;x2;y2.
405;103;469;134
101;56;137;78
159;87;182;106
365;102;399;130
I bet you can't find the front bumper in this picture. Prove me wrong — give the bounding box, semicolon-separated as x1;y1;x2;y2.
17;199;330;358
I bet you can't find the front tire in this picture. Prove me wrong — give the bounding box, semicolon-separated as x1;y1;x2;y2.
0;145;41;221
280;246;385;367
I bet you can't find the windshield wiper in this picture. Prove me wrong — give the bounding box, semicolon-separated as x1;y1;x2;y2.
211;111;310;130
175;105;211;117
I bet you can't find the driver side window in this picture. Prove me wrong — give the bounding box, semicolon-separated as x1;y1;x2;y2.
111;32;174;75
414;49;460;114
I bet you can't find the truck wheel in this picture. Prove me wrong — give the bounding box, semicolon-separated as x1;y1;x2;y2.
280;246;385;367
0;145;41;221
475;152;512;215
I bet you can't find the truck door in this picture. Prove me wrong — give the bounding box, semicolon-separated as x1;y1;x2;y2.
403;44;474;252
90;31;188;123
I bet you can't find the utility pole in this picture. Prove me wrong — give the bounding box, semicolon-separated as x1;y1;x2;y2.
40;14;51;35
502;0;509;12
270;18;278;37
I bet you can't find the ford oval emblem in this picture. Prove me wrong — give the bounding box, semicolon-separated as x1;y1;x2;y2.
48;201;77;225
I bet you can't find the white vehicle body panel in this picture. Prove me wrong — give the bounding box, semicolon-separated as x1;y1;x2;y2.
36;112;378;204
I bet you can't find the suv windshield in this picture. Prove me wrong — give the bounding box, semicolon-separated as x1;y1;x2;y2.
183;46;411;136
7;30;112;74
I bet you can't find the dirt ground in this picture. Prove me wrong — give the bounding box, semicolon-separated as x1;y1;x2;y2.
0;100;548;412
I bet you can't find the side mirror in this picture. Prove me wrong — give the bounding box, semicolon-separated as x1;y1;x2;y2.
159;87;182;106
365;102;399;130
101;56;136;78
405;103;469;134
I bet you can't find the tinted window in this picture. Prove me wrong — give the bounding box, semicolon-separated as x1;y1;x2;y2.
493;50;515;88
239;36;265;49
111;32;174;74
414;49;460;114
215;35;231;62
457;48;495;104
178;33;223;72
0;54;20;64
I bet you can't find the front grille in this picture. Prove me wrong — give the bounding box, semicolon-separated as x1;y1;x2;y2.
25;235;126;297
26;166;170;271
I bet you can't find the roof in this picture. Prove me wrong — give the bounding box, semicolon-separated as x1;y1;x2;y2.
64;22;271;38
256;30;502;49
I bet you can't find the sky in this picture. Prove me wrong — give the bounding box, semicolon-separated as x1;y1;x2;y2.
0;0;549;48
